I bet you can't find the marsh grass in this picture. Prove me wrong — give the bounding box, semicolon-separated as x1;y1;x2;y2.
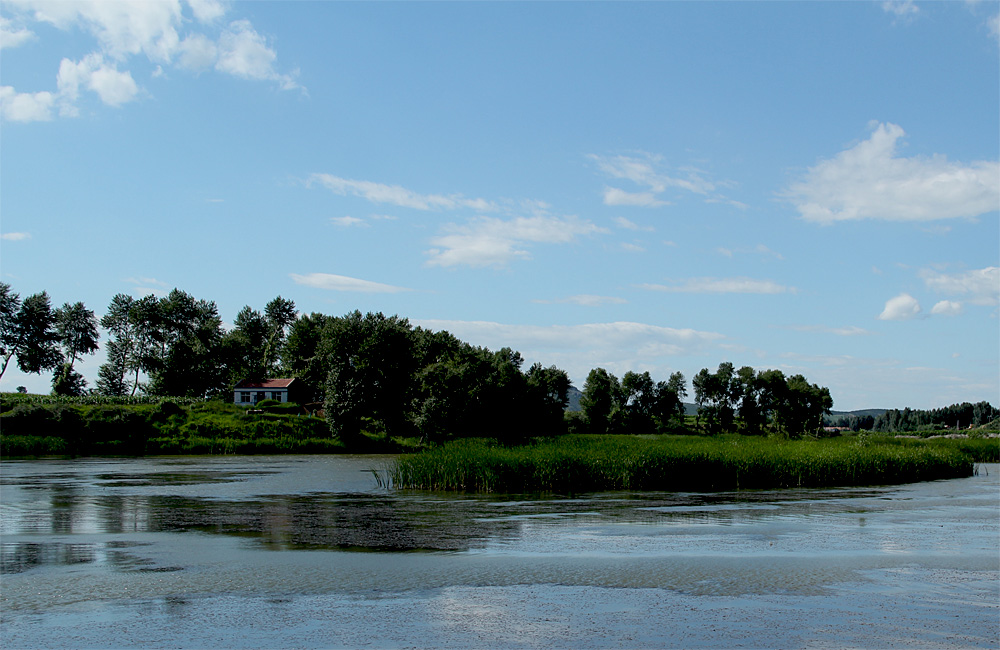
388;434;976;493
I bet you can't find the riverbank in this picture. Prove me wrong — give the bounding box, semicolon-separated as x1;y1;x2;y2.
0;396;354;456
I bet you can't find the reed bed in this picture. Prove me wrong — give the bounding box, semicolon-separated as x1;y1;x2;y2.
387;434;974;493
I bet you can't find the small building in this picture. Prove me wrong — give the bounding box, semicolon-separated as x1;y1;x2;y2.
234;378;296;405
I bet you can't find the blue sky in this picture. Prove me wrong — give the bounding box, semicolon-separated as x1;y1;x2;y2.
2;0;998;411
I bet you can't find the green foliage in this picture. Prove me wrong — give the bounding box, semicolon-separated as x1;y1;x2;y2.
388;434;974;493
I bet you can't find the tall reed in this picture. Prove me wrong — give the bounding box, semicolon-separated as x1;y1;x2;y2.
388;434;973;493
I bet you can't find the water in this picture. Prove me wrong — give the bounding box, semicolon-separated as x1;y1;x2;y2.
1;456;997;649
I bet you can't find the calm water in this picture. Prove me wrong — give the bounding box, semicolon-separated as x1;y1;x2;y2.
1;455;997;649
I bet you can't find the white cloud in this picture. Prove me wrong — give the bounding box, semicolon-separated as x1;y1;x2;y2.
1;1;299;122
0;86;54;121
603;187;668;208
177;33;218;70
57;53;139;109
920;266;999;306
1;232;32;241
330;216;366;227
535;295;628;307
931;300;964;316
620;242;646;253
426;215;604;268
308;173;495;212
878;293;922;320
0;16;34;48
989;13;1000;42
639;277;794;294
290;272;411;293
785;122;1000;224
882;1;919;18
613;216;654;231
789;324;873;336
186;0;227;24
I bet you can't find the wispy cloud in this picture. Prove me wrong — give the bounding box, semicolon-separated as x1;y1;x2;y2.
330;216;367;227
413;319;725;385
290;272;411;293
882;0;919;19
1;232;31;241
590;152;738;209
639;277;795;294
788;324;873;336
784;122;1000;224
533;295;628;307
308;174;495;212
426;215;604;268
920;266;999;306
613;216;654;232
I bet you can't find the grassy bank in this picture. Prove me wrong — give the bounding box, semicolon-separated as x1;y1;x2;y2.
387;434;986;493
0;395;347;457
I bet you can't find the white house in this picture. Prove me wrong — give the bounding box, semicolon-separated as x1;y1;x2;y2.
234;378;296;405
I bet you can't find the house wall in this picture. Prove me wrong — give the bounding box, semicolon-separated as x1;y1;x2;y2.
234;389;288;404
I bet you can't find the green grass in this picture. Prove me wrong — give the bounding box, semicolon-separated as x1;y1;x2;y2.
0;394;340;457
387;434;980;493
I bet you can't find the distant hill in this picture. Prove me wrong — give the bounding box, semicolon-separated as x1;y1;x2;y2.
828;409;888;418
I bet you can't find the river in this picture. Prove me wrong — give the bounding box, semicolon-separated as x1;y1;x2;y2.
1;455;997;649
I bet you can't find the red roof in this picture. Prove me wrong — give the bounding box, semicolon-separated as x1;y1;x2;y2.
234;378;295;389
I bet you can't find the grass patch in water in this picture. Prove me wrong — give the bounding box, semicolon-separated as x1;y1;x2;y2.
387;434;976;493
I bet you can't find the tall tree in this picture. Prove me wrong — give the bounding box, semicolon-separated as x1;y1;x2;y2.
0;285;61;381
96;293;161;395
51;301;100;395
146;289;226;398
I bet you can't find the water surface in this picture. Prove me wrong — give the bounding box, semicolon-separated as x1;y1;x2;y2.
1;456;997;649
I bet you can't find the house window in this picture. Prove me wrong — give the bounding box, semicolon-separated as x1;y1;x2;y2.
256;392;265;403
271;391;282;401
240;392;250;403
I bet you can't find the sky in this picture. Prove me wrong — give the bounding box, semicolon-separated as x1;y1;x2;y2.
1;0;998;411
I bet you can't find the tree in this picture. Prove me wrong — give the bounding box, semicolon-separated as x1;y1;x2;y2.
581;367;622;434
96;294;161;395
693;363;736;434
51;301;100;395
145;290;226;398
524;362;571;435
0;285;61;381
323;311;417;442
653;372;687;430
281;312;331;402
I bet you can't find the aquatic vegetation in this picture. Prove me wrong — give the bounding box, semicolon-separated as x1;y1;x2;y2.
388;434;976;493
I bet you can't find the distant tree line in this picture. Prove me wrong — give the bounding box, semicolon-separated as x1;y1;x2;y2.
870;402;999;433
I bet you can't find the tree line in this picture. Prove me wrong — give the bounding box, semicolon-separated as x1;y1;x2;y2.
2;282;845;440
577;361;834;438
